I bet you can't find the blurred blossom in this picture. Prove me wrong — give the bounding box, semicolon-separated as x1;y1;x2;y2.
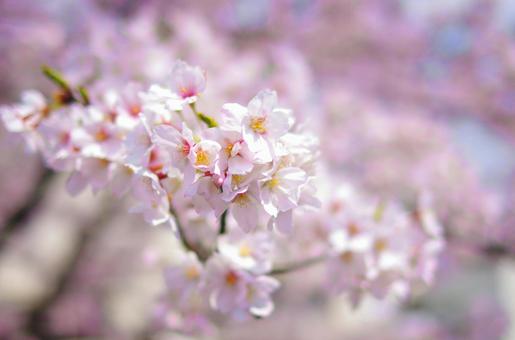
0;0;514;338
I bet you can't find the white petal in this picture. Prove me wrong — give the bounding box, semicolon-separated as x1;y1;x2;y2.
275;210;293;235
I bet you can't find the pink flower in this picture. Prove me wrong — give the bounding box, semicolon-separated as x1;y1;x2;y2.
1;90;48;133
139;84;185;120
37;106;88;171
245;275;280;318
229;188;263;232
188;139;221;174
218;230;274;274
164;252;204;307
80;107;124;159
124;116;153;166
260;166;307;233
1;90;48;150
65;157;116;195
203;255;251;315
326;230;370;302
220;90;293;163
152;123;195;171
171;60;206;103
217;129;255;175
129;172;171;226
202;254;279;319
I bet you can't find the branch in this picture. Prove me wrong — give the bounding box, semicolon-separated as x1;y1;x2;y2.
219;210;228;235
479;242;515;260
170;207;211;262
26;202;116;338
445;230;515;260
270;254;327;276
0;167;54;251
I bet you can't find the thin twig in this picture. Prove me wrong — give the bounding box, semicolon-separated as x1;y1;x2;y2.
0;167;54;251
170;207;211;261
270;254;328;276
219;210;228;235
445;230;515;260
170;207;196;254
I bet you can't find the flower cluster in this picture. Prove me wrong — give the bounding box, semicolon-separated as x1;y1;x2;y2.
160;230;279;323
0;59;444;332
320;188;444;306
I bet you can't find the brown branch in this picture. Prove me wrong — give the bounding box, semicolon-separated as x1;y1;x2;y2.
270;254;327;276
170;207;211;262
0;167;55;251
25;202;116;338
444;230;515;260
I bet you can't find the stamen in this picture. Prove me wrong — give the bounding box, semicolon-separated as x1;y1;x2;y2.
250;117;267;134
195;149;210;166
239;244;252;257
95;128;109;142
184;266;200;280
266;177;280;189
225;271;239;286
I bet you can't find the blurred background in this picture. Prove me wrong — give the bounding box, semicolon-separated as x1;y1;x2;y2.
0;0;514;339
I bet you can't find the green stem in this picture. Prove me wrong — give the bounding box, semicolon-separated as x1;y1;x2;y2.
189;102;218;128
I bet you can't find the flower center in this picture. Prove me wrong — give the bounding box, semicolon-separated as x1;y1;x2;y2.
266;177;280;189
129;104;141;117
179;86;196;99
225;142;234;156
98;159;110;168
374;238;388;253
184;266;200;280
94;128;109;142
232;175;243;186
339;251;353;263
195;149;210;166
239;244;252;257
225;271;239;286
180;140;190;156
233;193;250;207
348;222;360;237
250;117;267;134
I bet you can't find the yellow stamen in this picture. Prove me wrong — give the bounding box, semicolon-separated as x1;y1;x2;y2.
232;175;243;186
195;149;210;166
184;266;200;280
233;193;250;207
225;142;234;156
374;238;388;253
250;117;267;134
266;177;280;189
239;244;252;257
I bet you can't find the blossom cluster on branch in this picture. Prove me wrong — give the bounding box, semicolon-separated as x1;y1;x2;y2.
0;60;444;333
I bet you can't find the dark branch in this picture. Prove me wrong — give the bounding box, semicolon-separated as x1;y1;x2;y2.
26;203;116;338
219;210;228;235
0;167;54;251
270;254;327;276
170;207;211;262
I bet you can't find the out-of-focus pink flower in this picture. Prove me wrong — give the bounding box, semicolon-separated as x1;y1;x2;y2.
171;60;206;103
